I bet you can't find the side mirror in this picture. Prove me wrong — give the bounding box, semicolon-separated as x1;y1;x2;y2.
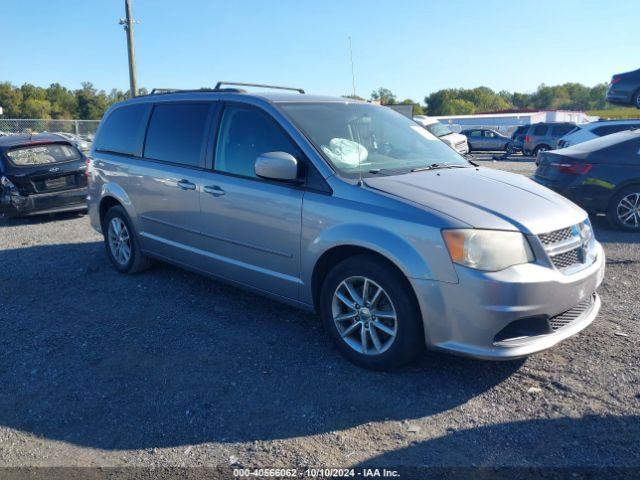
254;151;299;182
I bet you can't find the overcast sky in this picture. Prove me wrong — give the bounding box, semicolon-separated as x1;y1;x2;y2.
2;0;638;100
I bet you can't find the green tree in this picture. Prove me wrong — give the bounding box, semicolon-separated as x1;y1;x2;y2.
370;87;396;105
0;82;23;117
22;98;52;118
47;83;78;119
76;82;109;120
401;98;424;115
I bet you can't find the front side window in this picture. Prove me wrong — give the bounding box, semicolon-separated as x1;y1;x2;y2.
6;143;81;166
215;105;300;178
94;104;149;156
281;102;468;178
552;124;575;136
144;102;211;167
484;130;496;138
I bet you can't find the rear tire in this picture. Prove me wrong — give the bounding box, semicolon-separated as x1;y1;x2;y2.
634;89;640;109
319;254;424;370
534;145;550;156
102;205;153;274
607;186;640;232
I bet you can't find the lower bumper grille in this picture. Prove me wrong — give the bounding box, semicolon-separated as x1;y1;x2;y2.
548;293;596;331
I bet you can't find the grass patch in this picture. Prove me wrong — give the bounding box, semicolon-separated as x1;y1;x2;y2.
587;108;640;119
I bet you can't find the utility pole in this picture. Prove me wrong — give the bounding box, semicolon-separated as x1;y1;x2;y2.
119;0;138;97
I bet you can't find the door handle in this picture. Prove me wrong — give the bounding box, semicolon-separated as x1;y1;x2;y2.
177;179;196;190
203;185;225;196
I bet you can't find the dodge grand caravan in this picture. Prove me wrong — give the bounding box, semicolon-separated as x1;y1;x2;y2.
87;83;605;370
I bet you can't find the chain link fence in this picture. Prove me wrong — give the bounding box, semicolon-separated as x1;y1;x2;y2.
0;119;100;139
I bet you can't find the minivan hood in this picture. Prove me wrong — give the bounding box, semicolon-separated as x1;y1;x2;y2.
365;167;586;234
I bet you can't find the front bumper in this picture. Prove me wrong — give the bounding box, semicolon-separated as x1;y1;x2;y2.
412;241;605;359
0;188;88;217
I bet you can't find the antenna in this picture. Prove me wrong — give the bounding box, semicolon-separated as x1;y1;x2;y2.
348;36;363;186
348;36;356;98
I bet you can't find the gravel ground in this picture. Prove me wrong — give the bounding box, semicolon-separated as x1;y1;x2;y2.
0;158;638;473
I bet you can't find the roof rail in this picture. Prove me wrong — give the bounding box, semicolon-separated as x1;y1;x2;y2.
149;88;220;95
214;81;305;94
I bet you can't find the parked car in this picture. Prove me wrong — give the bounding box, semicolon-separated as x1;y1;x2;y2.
534;130;640;231
0;133;88;217
606;68;640;109
88;84;604;370
413;116;469;154
523;122;576;156
557;119;640;148
53;132;93;153
510;125;529;151
460;128;515;153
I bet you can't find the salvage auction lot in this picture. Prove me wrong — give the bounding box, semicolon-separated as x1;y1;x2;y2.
0;161;638;469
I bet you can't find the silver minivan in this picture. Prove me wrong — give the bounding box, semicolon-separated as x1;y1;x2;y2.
87;84;605;370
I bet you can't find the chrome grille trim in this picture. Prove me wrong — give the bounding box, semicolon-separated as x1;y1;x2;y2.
539;226;573;245
537;224;585;272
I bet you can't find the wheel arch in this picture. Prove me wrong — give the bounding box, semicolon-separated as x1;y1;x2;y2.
97;183;139;231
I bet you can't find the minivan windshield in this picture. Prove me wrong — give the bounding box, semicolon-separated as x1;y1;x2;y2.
280;102;469;178
423;121;453;138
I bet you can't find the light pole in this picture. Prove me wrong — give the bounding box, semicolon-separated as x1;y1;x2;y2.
119;0;138;97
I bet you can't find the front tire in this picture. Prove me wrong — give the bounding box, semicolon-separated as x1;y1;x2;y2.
319;254;424;370
505;143;515;155
634;89;640;109
608;186;640;231
102;205;153;273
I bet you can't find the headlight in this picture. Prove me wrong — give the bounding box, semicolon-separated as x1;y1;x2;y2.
442;229;534;271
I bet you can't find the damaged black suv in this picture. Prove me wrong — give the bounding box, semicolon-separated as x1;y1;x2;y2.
0;134;88;217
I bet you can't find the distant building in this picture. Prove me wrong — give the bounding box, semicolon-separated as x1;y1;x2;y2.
434;109;596;133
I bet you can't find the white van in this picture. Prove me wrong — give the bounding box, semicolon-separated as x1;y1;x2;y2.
413;116;469;154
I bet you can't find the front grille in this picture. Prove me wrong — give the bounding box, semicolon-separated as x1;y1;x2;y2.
548;294;596;331
551;247;581;269
539;226;573;245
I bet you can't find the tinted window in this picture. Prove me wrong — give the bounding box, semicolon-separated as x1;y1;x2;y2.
6;143;81;166
592;124;640;137
533;125;548;136
466;130;482;137
483;130;496;138
144;102;211;167
215;105;300;178
95;104;148;155
551;124;575;136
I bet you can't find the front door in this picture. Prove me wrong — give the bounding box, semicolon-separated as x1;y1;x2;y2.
198;103;304;300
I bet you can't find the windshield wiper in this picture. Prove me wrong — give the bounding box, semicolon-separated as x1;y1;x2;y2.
411;163;467;172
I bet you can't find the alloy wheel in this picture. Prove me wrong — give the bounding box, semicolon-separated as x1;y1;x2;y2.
332;276;398;355
108;217;132;265
617;192;640;229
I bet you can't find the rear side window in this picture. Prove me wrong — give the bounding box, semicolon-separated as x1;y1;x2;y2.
215;105;300;178
533;125;548;136
144;102;212;167
593;124;640;137
466;130;482;137
95;104;149;156
6;143;81;166
551;124;575;136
